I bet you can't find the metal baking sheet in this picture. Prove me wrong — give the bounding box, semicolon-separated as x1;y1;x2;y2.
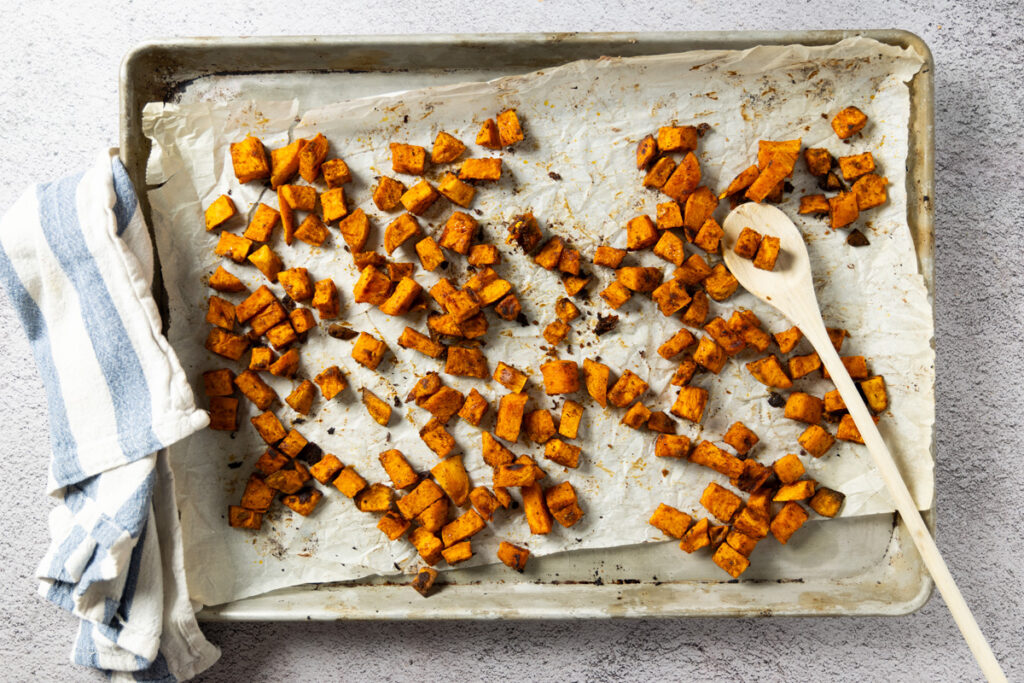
120;30;935;620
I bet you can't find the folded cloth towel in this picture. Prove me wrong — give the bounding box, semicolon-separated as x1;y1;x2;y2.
0;149;220;681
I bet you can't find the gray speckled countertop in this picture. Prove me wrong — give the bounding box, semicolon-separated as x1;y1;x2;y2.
1;2;1021;681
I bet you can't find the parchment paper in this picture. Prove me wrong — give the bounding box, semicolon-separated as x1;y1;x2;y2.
143;37;931;607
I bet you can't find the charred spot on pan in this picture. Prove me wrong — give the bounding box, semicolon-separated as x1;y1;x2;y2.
767;392;785;408
696;122;712;137
595;314;619;336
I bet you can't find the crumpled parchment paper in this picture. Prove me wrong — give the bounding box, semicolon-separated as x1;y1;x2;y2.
143;36;930;607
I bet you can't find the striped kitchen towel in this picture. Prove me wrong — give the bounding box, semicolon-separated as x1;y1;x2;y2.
0;149;219;681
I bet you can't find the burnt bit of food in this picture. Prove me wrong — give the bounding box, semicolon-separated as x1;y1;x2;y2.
393;396;403;408
768;392;786;408
548;171;562;181
327;324;359;340
846;229;870;247
595;314;619;337
516;313;530;327
227;461;243;469
696;122;712;137
297;442;323;464
280;295;297;311
327;427;336;435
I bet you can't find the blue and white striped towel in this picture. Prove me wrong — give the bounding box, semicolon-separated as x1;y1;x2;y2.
0;149;220;681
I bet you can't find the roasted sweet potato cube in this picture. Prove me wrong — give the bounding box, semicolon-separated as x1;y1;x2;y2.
723;422;759;456
351;266;391;307
475;118;501;148
265;460;311;493
838;152;875;182
798;194;831;215
296;132;328;183
557;248;581;276
377;511;411;540
234;370;276;410
319;186;348;223
733;227;762;259
803;148;833;176
372;177;406;212
712;541;750;578
248;299;286;337
239;473;277;513
544;438;581;468
542;482;577;515
208;265;246;294
352;332;388;370
494;392;529;442
373;450;417;493
745;153;796;204
397;479;445;520
440;540;473;565
650;412;679;437
616;266;663;293
247;245;283;284
411;237;444;273
431;131;466;164
441;509;486;547
459;157;502;181
771;501;809;544
657;125;698;152
661;152;701;200
652;231;685;269
719;164;759;199
625;215;658;251
497;541;530;571
551;500;583;527
254;447;289;477
831;106;868;139
621;402;652;429
331;211;368;255
517;482;550;535
690;440;743;478
746;355;793;388
265;348;298;379
562;272;591;297
467;486;499;521
636;134;658;169
289;308;315;336
240;204;280;246
321;157;352;188
852;173;888;210
700;482;743;522
484;363;526;396
860;375;888;413
648;503;692;539
400;180;440;216
531;236;564;271
361;388;392;426
468;244;500;267
692;218;724;254
429;455;469;507
672;256;710;290
230;135;270;184
683;187;718;232
651;279;692;317
494;108;525;147
274;269;311;304
444;289;483;324
215;232;253;263
204;328;249;361
416;498;448;532
205;296;236;331
727;528;759;557
643;156;676;189
308;453;344;485
829;191;859;229
281;184;316;212
283;380;315;416
703;264;738;302
378;277;423;316
540;319;569;346
310;366;345;402
784;392;824;425
692;336;727;374
599;281;632;310
552;402;583;442
410;528;444;566
678;517;710;553
582;359;610;407
382;213;420;255
538;360;579;396
823;389;847;413
593;246;626;269
726;310;771;352
420;418;456;458
809;487;846;518
657;329;695;360
671;385;710;423
789;352;822;379
606;369;647;408
308;278;339;320
208;396;238;431
204;195;238;231
228;506;263;530
389;260;416;281
772;453;806;485
390;142;427;175
655;434;691;459
774;326;803;354
670;357;698;387
276;429;308;459
836;414;869;444
442;346;485;379
276;187;296;244
329;465;366;499
654;204;683;233
752;235;781;271
394;327;442;360
420;386;464;425
202;368;235;398
704;317;746;356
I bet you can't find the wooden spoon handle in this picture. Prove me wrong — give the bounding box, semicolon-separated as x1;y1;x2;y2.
798;313;1006;682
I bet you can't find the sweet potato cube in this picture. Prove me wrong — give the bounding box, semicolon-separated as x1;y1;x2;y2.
829;191;860;229
351;266;391;307
313;366;347;401
771;501;809;544
809;487;846;518
607;369;647;408
378;511;411;540
643;156;676;189
519;482;551;535
248;299;286;336
719;164;759;199
860;376;888;413
331;210;368;254
693;218;724;253
297;132;328;183
803;148;833;176
733;227;762;259
836;414;867;444
654;203;683;233
753;235;781;271
468;244;500;266
379;277;423;316
683;187;718;232
671;385;709;423
265;460;310;493
412;237;445;273
678;517;710;553
441;540;473;565
400;180;440;216
281;184;316;212
727;528;759;557
838;152;875;182
661;152;701;200
658;125;698;152
330;465;366;499
374;450;417;492
320;187;348;223
352;332;388;370
308;453;344;485
704;317;746;356
230;135;270;184
421;386;465;425
675;254;713;287
289;308;316;335
208;266;246;293
266;348;299;379
657;329;696;360
215;232;253;263
726;310;771;352
626;215;658;251
558;248;582;275
420;418;456;458
254;447;289;477
774;326;803;354
655;434;691;458
636;134;658;169
648;503;692;539
208;397;238;431
690;440;743;478
464;270;512;306
621;402;652;429
773;453;806;485
444;346;487;379
322;158;352;188
373;176;406;211
383;213;421;255
670;357;697;386
799;194;831;215
228;506;263;530
204;328;249;361
495;393;529;442
540;360;580;396
476;118;501;148
204;195;237;232
390;142;427;175
486;362;526;395
395;327;443;359
582;359;610;407
653;231;686;268
497;541;530;571
459;157;502;181
268;141;303;189
205;296;236;331
202;368;235;397
558;400;583;439
362;388;392;426
703;264;738;302
240;474;277;513
441;509;486;547
831;106;868;139
616;266;662;293
431;131;466;164
852;173;888;210
700;482;743;522
285;380;316;415
542;319;571;346
745;154;795;204
692;336;727;373
600;281;632;310
234;370;277;410
311;278;340;319
824;389;847;413
593;246;627;269
746;355;793;388
443;288;482;323
784;392;823;425
646;409;675;433
545;481;578;513
397;479;445;520
277;429;308;459
466;487;499;521
247;244;283;283
723;422;759;456
651;279;692;316
431;455;471;506
544;438;581;468
495;109;525;147
414;498;446;533
410;528;444;566
447;391;485;430
712;542;750;578
276;187;295;244
533;236;565;270
274;268;311;303
789;352;822;379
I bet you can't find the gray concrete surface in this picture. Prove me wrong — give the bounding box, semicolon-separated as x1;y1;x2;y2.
0;1;1020;681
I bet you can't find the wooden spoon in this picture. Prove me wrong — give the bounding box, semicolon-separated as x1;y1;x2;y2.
721;202;1005;683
